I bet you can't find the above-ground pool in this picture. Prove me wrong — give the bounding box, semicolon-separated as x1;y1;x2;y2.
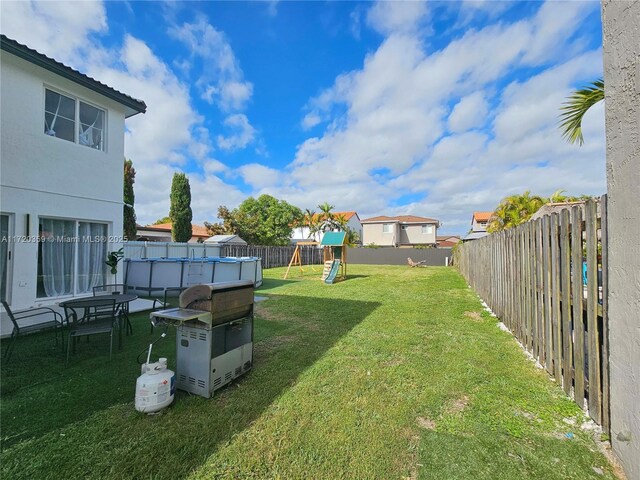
124;257;263;295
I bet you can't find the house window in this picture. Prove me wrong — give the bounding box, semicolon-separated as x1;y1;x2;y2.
422;225;434;234
382;224;392;233
401;225;408;230
37;218;108;298
44;89;105;151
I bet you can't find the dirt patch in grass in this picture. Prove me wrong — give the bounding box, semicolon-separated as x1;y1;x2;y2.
400;428;421;480
383;357;404;367
416;416;436;430
255;302;289;322
446;395;470;415
464;311;482;321
255;302;322;332
254;335;298;354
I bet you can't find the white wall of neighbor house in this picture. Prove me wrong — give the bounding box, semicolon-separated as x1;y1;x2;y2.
602;2;640;478
291;216;362;244
0;52;126;322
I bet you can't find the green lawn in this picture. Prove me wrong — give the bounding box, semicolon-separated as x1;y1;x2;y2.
1;266;617;479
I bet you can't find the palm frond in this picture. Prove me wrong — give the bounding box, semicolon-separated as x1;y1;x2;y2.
559;79;604;145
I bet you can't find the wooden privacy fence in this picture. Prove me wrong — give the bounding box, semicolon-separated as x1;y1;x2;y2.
456;196;609;432
221;245;323;269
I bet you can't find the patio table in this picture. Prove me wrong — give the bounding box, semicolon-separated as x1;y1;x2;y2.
59;293;138;342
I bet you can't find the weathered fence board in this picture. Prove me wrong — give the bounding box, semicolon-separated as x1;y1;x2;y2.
560;210;573;396
455;197;608;432
571;205;585;409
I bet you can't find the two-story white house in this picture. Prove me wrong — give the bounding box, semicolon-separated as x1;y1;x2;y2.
361;215;440;247
0;35;146;314
291;211;362;244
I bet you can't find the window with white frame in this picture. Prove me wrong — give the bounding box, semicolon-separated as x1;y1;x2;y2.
44;89;105;151
37;218;108;298
382;223;392;233
401;225;408;230
421;224;434;234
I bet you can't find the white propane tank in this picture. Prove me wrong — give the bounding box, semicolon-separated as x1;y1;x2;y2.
135;357;175;413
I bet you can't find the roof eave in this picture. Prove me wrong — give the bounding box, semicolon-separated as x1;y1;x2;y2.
1;35;146;115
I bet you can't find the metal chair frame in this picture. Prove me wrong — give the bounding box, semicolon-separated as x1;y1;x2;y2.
63;298;119;365
1;300;64;362
93;284;133;335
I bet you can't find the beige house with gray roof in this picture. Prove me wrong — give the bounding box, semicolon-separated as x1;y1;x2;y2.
361;215;440;247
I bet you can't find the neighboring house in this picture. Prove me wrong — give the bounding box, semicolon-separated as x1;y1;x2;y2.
136;223;210;243
471;211;492;232
204;234;247;246
437;235;461;248
463;211;492;241
0;35;146;311
361;215;440;247
291;211;362;244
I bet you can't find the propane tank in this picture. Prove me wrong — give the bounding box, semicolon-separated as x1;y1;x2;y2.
135;357;175;413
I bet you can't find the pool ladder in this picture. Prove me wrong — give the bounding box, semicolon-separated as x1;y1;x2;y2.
186;260;206;286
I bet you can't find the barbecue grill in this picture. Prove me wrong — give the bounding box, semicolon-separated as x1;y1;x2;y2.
149;280;254;398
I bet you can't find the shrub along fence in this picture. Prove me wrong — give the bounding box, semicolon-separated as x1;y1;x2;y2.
455;196;609;433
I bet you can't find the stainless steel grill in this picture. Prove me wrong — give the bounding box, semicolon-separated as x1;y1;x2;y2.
150;280;254;398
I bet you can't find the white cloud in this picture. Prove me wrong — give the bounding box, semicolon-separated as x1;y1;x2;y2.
239;164;280;189
448;92;489;133
0;0;107;67
301;112;322;130
1;1;606;234
169;16;253;112
217;114;256;151
286;0;605;232
366;0;429;36
522;1;597;66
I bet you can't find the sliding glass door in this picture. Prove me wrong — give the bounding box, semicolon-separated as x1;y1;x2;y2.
37;218;108;298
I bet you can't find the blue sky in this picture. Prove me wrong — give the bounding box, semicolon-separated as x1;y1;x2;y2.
1;1;605;235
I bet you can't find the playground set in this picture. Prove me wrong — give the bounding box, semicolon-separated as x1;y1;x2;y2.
284;232;347;284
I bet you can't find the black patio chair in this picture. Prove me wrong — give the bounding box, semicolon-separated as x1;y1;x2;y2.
63;298;119;365
93;284;128;296
93;284;132;335
1;300;64;362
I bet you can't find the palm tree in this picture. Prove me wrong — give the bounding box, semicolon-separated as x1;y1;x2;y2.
559;79;604;145
487;191;546;232
302;208;321;240
316;202;336;233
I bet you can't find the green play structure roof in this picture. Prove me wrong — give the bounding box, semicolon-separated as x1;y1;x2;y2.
321;232;347;246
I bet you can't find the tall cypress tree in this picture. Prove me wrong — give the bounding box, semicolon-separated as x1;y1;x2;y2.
169;172;193;242
123;159;137;241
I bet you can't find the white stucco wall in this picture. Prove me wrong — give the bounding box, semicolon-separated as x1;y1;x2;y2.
602;2;640;478
1;51;128;318
291;216;362;244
